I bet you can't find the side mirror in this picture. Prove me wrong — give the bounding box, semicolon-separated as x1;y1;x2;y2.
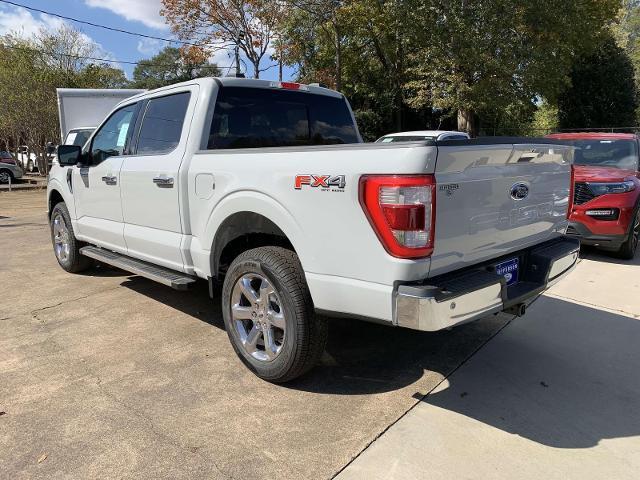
57;145;81;166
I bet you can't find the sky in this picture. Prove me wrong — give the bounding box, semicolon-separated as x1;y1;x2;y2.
0;0;295;81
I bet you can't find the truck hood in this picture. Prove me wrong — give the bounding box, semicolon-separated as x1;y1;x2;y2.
574;165;638;182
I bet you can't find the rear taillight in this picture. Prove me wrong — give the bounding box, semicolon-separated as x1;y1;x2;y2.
360;175;436;258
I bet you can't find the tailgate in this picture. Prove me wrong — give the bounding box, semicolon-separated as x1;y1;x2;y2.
429;141;573;276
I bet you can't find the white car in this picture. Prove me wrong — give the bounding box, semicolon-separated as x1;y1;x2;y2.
16;146;38;172
47;78;579;382
376;130;470;143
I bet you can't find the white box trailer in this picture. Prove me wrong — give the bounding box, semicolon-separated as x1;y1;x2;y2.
56;88;145;144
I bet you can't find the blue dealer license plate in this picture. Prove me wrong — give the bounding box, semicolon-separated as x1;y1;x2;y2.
496;258;519;286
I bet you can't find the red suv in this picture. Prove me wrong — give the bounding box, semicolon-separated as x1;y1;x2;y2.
547;133;640;259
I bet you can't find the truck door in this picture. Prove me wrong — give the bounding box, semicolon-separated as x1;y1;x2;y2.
72;103;138;253
119;89;194;272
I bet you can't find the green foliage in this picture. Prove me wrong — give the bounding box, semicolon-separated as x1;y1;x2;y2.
405;0;620;135
558;36;638;128
80;64;130;88
281;0;621;138
0;25;130;174
132;46;220;89
531;103;560;135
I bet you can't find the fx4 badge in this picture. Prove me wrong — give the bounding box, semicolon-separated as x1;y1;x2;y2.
295;175;346;191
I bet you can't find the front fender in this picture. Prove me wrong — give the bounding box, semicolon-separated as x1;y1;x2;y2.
47;176;74;215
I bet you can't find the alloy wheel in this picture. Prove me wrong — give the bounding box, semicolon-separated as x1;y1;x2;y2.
230;273;286;362
52;213;71;263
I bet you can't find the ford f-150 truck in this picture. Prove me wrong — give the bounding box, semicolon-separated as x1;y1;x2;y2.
48;77;579;382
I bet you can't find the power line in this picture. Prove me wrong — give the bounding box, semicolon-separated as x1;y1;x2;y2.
0;0;223;49
0;42;235;71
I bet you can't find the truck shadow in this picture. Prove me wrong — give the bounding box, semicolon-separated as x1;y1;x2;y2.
418;296;640;449
118;273;507;395
118;274;640;450
580;245;640;266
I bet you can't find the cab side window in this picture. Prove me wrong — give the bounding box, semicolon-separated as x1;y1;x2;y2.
90;104;136;164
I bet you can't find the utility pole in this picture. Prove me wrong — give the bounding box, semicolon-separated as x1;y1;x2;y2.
235;42;241;76
235;31;244;76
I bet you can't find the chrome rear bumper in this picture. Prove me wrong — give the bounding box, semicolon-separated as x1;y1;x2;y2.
394;238;580;332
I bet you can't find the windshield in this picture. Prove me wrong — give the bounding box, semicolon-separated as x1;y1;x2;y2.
565;139;639;170
377;135;435;143
65;129;93;147
0;151;13;159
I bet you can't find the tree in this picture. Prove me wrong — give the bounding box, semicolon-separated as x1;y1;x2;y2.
80;64;130;89
132;46;220;89
284;1;346;90
280;0;413;134
280;0;620;139
558;36;638;129
405;0;621;136
0;26;129;175
161;0;281;78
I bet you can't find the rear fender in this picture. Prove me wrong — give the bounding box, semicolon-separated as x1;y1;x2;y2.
196;191;306;277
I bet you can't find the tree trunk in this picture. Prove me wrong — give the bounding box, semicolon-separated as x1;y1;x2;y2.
253;60;260;79
458;109;477;137
335;25;342;92
394;89;403;131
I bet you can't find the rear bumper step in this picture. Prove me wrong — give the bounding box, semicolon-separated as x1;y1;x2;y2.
395;238;580;332
80;246;196;290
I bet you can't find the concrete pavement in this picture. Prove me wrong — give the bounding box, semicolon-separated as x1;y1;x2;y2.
336;250;640;479
3;189;638;479
0;190;508;479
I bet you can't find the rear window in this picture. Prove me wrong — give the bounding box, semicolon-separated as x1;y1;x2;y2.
565;139;639;170
208;87;359;149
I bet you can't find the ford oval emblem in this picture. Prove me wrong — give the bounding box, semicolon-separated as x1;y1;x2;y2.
510;182;529;201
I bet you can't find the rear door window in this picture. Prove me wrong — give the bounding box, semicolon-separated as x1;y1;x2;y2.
208;87;359;149
136;92;191;155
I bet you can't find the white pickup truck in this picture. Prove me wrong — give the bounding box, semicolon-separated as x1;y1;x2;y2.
48;78;579;382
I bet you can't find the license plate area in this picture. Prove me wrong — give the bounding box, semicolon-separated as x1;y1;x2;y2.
495;258;519;286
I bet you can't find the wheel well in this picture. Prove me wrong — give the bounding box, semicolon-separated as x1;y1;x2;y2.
48;190;64;219
212;212;295;279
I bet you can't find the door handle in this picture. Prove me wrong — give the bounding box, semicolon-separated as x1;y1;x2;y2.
153;175;174;188
101;175;117;185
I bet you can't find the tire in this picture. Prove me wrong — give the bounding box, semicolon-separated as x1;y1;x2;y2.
617;204;640;260
0;169;13;184
221;246;328;383
50;202;94;273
